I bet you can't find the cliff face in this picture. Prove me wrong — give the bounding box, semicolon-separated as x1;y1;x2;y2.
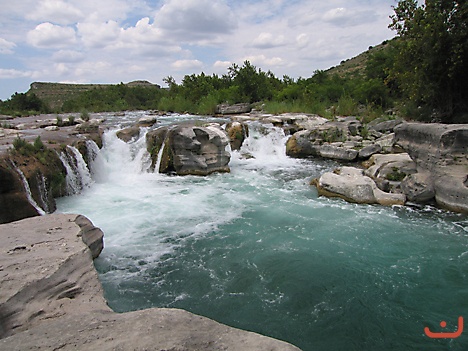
395;123;468;213
0;214;301;351
0;114;103;224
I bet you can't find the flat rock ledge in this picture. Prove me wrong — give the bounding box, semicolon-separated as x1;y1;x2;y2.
0;214;301;351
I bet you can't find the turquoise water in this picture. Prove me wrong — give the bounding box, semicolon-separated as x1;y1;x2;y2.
57;116;468;350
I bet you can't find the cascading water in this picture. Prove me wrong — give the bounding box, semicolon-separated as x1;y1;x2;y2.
59;145;93;195
11;161;46;215
36;173;51;213
56;115;468;351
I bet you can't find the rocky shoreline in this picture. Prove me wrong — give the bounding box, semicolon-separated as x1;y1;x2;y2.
1;111;467;220
0;214;300;350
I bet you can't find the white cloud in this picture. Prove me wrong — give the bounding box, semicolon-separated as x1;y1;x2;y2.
322;7;377;27
77;20;120;48
296;33;309;49
0;38;16;54
0;68;33;79
52;50;85;63
154;0;237;42
120;17;164;45
171;59;203;71
251;33;287;49
27;22;77;48
213;60;231;69
242;55;286;67
27;0;84;25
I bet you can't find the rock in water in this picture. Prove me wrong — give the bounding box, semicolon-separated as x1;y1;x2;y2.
147;125;231;176
0;214;301;351
313;166;406;206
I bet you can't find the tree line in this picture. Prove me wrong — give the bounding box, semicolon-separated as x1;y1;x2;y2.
1;0;466;123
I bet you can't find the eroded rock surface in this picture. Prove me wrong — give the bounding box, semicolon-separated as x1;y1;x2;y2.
313;166;406;206
395;123;468;213
0;214;301;351
147;124;231;175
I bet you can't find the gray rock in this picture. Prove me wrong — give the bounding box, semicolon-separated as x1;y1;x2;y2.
147;125;231;176
395;122;468;213
359;144;382;159
400;172;435;203
0;214;301;351
216;103;252;115
318;145;358;161
368;118;403;133
116;126;140;143
313;166;406;206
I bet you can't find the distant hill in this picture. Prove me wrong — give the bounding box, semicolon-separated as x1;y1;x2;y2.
325;39;393;78
27;81;160;110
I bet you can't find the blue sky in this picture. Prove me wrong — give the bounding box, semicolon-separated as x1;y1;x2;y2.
0;0;397;101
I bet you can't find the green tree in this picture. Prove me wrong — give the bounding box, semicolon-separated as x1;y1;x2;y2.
389;0;468;121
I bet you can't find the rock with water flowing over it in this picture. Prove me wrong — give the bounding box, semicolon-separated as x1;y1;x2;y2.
147;124;231;176
225;121;249;151
395;122;468;213
0;159;40;223
0;214;302;351
312;166;406;206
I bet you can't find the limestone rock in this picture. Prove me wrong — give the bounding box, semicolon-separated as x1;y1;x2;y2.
318;145;358;161
368;118;403;133
147;125;231;176
0;214;108;338
314;166;406;206
116;126;141;143
359;144;382;159
137;116;157;127
216;103;252;115
0;214;301;351
400;172;435;203
395;122;468;213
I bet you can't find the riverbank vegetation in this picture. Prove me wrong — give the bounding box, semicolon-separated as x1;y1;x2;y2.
0;0;466;123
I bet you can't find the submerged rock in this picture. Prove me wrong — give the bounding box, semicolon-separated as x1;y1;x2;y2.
0;214;301;351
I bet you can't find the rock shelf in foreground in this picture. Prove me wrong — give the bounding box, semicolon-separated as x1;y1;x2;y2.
0;214;301;351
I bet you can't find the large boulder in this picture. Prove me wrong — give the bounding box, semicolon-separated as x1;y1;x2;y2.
313;166;406;206
395;122;468;213
0;214;301;351
147;125;231;176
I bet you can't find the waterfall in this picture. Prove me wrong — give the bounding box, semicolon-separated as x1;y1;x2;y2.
155;140;166;173
36;174;51;213
232;122;296;169
12;162;46;215
59;146;93;195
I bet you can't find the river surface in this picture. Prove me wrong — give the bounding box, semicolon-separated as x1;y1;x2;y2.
57;112;468;351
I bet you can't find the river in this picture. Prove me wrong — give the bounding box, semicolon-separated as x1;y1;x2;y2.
56;112;468;350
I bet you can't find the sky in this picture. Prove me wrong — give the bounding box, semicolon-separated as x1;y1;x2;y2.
0;0;397;101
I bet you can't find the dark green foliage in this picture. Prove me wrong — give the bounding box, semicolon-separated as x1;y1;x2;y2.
0;92;50;116
13;136;51;164
389;0;468;121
